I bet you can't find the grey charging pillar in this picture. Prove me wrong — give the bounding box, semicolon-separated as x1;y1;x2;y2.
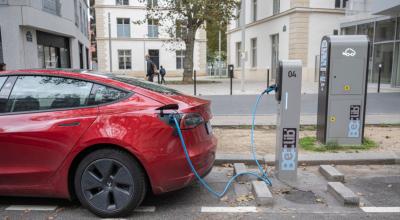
317;35;369;145
275;60;302;182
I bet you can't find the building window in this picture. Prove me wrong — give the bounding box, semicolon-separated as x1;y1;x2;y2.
236;9;240;28
357;23;374;41
74;0;79;27
341;26;356;35
251;38;257;68
148;19;159;38
118;50;132;70
252;0;257;22
176;50;185;69
80;3;84;34
42;0;61;16
335;0;349;8
147;0;158;8
79;43;84;69
117;18;131;37
116;0;129;5
176;20;188;39
333;29;339;35
0;28;3;64
236;42;241;67
37;31;70;69
375;18;396;42
273;0;280;15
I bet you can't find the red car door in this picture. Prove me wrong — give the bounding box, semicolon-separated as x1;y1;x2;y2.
0;75;98;189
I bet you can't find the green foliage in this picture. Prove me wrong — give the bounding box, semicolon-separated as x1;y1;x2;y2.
299;136;378;152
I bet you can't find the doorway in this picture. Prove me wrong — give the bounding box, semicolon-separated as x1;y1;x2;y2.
148;49;159;70
271;34;279;80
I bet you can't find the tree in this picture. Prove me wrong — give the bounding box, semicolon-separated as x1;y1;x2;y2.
207;21;227;63
139;0;239;82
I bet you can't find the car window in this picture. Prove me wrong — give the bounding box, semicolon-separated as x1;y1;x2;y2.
0;76;6;90
90;84;129;105
0;76;9;113
6;76;93;113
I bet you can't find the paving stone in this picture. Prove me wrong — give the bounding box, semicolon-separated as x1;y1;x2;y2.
319;165;345;182
233;163;250;182
327;182;359;206
233;182;249;197
251;181;273;206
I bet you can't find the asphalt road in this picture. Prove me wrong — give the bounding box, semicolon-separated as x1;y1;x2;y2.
203;93;400;116
0;165;399;220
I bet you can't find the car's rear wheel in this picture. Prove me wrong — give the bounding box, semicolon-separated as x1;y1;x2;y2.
74;149;146;218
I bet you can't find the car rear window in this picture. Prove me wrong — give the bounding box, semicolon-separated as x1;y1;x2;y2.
111;76;182;95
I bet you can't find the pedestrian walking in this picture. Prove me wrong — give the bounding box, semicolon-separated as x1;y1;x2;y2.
145;55;155;82
160;65;166;84
0;63;6;71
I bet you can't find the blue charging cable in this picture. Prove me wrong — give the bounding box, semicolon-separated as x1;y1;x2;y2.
171;85;277;198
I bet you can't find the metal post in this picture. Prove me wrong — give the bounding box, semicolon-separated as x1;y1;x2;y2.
194;70;197;96
267;68;270;88
144;34;147;76
228;64;234;95
377;64;382;93
108;12;112;72
240;0;246;92
218;29;222;77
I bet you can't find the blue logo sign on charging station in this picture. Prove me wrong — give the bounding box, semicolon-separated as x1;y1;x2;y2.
281;128;297;171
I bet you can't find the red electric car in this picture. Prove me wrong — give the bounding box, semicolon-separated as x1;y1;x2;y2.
0;69;216;217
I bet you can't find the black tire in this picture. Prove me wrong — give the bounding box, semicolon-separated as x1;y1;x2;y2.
74;149;146;218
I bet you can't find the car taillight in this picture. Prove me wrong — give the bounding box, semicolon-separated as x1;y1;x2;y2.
180;113;204;129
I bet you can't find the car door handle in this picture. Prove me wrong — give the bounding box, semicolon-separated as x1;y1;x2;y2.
58;122;81;127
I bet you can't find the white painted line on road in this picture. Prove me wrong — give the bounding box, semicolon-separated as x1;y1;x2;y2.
201;206;258;213
361;207;400;213
5;205;57;211
135;206;156;212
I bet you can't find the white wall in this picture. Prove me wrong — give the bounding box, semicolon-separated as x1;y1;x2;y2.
228;16;290;80
306;12;343;82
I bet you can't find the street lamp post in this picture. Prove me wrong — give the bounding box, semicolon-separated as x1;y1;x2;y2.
240;0;246;92
108;12;112;72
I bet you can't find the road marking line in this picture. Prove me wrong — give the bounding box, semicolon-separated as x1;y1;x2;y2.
5;205;57;211
201;206;258;213
135;206;156;212
361;207;400;213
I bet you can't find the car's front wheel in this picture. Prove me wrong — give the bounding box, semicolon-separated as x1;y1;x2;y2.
74;149;146;218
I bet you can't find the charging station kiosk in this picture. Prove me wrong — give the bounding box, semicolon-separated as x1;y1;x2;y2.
317;35;369;145
275;60;302;182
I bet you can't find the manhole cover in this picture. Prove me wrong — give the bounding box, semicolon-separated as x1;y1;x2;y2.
284;190;317;204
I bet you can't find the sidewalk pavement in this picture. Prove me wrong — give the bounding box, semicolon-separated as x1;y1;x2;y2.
211;114;400;126
165;76;400;95
215;151;400;166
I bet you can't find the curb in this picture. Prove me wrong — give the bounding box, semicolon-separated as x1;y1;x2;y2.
215;152;400;166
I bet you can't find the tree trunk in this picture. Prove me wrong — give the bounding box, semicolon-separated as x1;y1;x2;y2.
182;28;196;83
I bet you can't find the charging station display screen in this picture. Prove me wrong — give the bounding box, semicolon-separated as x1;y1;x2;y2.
320;40;328;69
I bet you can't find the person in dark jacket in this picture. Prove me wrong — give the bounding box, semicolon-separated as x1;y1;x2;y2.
0;63;6;71
145;55;155;82
159;65;166;84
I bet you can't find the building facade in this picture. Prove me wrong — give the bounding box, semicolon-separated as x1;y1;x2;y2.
0;0;90;70
94;0;207;77
227;0;346;82
341;0;400;88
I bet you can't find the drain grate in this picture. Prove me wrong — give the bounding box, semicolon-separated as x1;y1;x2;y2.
283;190;318;204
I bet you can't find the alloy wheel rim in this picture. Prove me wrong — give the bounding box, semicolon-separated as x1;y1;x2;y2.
81;159;134;211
